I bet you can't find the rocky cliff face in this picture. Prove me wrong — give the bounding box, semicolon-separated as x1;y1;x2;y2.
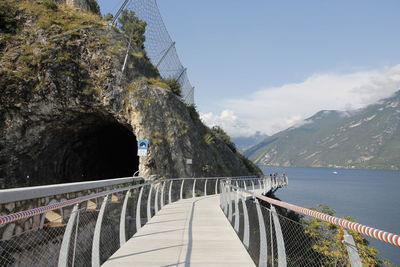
0;0;261;188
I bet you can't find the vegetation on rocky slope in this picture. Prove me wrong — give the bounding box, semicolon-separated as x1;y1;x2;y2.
0;0;262;187
246;92;400;170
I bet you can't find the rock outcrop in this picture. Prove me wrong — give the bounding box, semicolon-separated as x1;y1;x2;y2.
0;0;261;188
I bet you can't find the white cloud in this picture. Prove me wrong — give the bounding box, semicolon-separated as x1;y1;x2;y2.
202;65;400;137
200;110;256;138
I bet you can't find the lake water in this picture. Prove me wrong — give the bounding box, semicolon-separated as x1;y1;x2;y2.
261;166;400;264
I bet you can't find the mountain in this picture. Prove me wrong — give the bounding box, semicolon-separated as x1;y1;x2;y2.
245;91;400;170
232;132;269;152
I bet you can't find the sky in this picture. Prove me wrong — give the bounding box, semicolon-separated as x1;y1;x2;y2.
98;0;400;137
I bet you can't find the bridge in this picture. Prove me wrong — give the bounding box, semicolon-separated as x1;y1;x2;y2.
0;1;399;266
0;175;399;266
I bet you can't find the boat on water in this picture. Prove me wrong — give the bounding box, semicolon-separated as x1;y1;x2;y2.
332;171;338;174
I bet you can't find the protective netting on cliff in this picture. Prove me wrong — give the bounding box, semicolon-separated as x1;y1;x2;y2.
118;0;194;105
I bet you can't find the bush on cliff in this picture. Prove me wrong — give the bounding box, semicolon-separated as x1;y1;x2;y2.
0;0;19;34
117;9;146;50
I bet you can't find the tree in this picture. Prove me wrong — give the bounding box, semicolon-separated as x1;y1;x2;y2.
117;9;147;50
103;13;113;23
303;204;392;266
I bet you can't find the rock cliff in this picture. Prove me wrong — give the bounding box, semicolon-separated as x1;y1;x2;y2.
0;0;261;188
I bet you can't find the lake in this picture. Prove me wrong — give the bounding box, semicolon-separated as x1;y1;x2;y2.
261;166;400;264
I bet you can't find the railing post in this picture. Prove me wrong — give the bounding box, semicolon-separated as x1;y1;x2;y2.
263;178;267;193
271;205;287;267
343;230;362;267
240;196;250;249
58;204;79;267
180;179;185;200
155;183;160;214
269;210;274;267
92;195;108;267
161;181;165;208
223;184;228;215
204;179;208;196
192;179;197;198
244;180;247;190
147;185;152;222
136;187;144;231
255;199;268;267
215;179;219;194
119;190;130;247
252;180;255;191
234;188;240;233
228;184;233;222
169;180;173;204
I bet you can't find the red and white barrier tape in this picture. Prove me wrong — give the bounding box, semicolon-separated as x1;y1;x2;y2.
254;193;400;247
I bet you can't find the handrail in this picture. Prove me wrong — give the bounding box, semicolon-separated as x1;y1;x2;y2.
254;193;400;247
0;176;257;226
223;180;400;247
0;177;144;204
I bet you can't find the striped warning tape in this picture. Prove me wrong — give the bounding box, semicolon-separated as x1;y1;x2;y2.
254;193;400;247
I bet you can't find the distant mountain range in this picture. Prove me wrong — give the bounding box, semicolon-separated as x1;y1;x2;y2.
245;91;400;170
232;132;269;152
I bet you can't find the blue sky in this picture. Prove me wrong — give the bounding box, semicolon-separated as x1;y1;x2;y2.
98;0;400;136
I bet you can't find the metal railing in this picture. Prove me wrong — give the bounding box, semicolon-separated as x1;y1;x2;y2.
0;176;257;266
220;177;397;266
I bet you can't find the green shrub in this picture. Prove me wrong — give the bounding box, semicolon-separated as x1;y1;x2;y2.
164;78;181;97
103;13;113;22
118;9;147;49
142;77;168;88
0;1;19;34
42;0;58;11
211;126;237;153
187;104;199;121
203;133;215;145
87;0;100;15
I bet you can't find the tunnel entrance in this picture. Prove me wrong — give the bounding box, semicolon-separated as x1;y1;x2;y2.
19;113;139;186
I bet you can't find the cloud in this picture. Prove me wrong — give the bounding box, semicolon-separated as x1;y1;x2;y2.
203;65;400;137
200;110;256;138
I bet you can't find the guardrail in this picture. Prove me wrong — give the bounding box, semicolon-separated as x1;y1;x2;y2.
0;176;257;266
0;177;144;204
220;178;396;266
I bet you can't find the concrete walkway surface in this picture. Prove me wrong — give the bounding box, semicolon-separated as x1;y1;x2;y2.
103;195;255;267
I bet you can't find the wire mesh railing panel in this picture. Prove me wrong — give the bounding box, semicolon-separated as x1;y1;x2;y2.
125;188;140;238
99;193;124;264
267;206;348;267
246;199;261;266
0;176;259;266
181;179;194;199
220;177;396;267
68;206;98;267
0;225;65;266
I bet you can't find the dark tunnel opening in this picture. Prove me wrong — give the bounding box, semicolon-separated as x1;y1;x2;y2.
60;122;139;183
17;114;139;187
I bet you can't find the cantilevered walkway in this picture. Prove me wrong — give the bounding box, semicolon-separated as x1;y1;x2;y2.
103;195;255;266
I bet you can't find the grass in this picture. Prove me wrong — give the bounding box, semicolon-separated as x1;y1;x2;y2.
20;0;105;31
